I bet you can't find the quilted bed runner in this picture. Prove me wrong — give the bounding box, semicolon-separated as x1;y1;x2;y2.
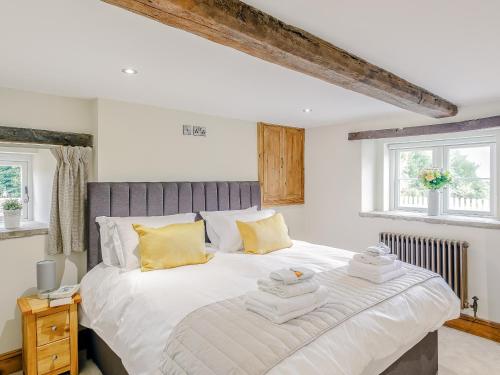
161;265;439;375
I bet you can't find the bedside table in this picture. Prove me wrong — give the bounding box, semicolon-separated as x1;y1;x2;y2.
17;294;81;375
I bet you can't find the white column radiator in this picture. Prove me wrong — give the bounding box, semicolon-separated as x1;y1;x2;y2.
379;232;469;308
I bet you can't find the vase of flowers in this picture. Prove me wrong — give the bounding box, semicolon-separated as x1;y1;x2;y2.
3;199;23;229
419;168;452;216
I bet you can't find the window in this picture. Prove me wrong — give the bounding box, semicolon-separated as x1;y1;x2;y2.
0;153;33;221
445;145;493;214
389;136;496;217
394;149;433;210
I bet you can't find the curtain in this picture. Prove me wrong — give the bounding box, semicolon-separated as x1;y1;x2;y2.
48;146;92;256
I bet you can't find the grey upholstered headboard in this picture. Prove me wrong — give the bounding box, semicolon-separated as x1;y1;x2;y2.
86;181;261;271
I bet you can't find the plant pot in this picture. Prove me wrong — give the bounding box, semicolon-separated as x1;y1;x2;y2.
4;209;21;229
427;190;441;216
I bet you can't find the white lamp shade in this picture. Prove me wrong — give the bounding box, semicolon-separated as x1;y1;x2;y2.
37;260;56;293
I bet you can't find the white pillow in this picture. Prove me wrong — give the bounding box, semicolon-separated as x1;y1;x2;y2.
106;213;197;271
208;209;275;252
96;216;122;266
200;206;258;247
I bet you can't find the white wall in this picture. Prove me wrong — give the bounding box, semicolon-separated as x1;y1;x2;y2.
96;98;257;181
305;102;500;322
0;87;93;134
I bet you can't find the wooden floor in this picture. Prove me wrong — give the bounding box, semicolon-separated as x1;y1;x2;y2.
445;314;500;343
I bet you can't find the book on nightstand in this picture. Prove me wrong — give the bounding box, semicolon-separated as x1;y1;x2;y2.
49;296;73;307
48;284;80;307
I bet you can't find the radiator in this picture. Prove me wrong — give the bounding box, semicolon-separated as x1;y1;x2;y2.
379;232;469;308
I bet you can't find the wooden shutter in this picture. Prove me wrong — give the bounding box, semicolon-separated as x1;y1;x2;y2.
283;127;304;202
258;123;304;205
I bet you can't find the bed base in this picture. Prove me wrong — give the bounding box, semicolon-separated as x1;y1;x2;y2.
87;329;437;375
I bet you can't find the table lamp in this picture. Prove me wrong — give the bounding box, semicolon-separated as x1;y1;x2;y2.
37;260;56;298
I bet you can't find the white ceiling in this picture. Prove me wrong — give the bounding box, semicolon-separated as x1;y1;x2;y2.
1;0;499;127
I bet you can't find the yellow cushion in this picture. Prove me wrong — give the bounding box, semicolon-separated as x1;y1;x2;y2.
236;213;292;254
133;220;213;272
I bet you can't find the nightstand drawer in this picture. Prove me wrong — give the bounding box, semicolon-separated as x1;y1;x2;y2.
36;338;70;375
36;311;70;346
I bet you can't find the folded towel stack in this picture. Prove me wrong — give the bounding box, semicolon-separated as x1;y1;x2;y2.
246;267;328;324
269;267;315;284
347;243;406;283
257;278;319;298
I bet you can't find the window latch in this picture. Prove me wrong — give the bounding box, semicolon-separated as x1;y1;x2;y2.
24;186;30;204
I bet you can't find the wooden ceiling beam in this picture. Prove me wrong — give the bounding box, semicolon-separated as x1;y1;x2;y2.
103;0;458;118
0;125;93;147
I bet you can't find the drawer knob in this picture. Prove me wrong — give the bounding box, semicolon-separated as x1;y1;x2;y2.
52;354;58;361
51;325;57;332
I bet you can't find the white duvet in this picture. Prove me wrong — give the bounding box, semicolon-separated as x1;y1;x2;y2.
79;240;460;375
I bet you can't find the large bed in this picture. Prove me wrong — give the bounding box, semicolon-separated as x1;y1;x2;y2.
81;181;460;375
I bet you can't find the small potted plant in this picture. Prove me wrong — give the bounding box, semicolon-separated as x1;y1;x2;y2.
3;199;23;229
419;168;452;216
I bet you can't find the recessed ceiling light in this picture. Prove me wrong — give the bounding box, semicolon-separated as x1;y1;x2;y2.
303;108;312;113
121;68;138;75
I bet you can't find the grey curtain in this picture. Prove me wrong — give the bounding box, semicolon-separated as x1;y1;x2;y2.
48;146;92;256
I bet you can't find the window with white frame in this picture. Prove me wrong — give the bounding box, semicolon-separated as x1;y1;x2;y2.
389;136;496;216
0;153;33;221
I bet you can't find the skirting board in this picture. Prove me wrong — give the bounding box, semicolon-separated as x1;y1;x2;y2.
0;348;22;375
445;314;500;343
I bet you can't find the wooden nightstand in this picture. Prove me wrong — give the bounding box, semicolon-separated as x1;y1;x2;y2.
17;294;81;375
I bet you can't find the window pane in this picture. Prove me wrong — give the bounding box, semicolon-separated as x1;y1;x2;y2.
447;146;491;212
448;178;490;212
399;179;428;208
399;150;433;178
449;146;490;179
0;165;23;218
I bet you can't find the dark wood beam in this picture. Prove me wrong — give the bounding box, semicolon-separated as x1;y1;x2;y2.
348;115;500;141
0;126;93;147
102;0;458;118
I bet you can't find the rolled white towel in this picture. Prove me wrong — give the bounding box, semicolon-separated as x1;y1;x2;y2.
246;298;327;324
246;286;328;316
269;267;315;284
353;253;397;266
365;242;391;256
347;264;406;284
349;259;402;276
257;278;319;298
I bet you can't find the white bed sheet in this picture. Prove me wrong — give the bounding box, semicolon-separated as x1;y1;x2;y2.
79;240;460;375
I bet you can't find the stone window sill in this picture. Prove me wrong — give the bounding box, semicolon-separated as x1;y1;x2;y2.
359;211;500;230
0;221;48;240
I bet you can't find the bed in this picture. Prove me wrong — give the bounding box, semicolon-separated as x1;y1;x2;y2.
81;181;460;375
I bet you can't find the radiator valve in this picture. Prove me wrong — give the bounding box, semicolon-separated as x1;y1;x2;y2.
471;296;479;319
